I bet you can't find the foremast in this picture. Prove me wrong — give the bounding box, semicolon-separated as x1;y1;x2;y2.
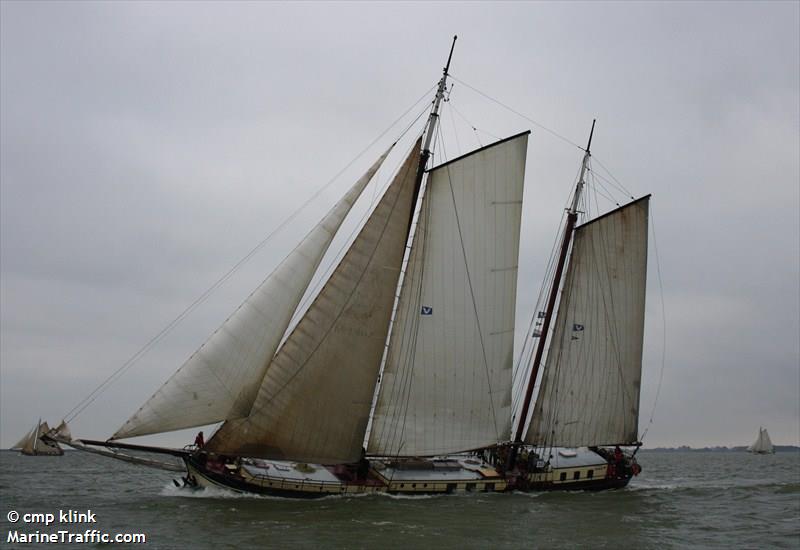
513;120;596;447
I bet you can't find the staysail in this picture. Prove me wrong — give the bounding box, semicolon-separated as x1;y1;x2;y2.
113;148;393;439
11;428;34;450
20;422;38;454
368;132;529;456
526;196;649;448
207;139;422;464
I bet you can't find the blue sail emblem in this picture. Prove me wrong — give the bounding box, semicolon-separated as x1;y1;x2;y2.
421;306;433;316
572;323;584;331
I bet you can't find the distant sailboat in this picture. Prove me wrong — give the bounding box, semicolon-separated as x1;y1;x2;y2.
748;427;775;454
12;420;64;456
62;36;649;496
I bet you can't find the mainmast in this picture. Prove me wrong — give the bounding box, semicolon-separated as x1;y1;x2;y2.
513;120;596;445
407;35;457;229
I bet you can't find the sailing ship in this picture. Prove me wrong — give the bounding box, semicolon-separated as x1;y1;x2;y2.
748;427;775;454
12;420;65;456
59;37;649;496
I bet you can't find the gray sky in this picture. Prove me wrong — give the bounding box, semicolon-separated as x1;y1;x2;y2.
1;1;798;449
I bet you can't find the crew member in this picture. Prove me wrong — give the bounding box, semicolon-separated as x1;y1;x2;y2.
614;445;624;470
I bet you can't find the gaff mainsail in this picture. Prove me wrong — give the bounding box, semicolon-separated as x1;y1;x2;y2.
368;132;529;457
526;196;650;448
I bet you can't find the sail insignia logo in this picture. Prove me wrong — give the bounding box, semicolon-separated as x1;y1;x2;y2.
572;324;584;331
421;306;433;316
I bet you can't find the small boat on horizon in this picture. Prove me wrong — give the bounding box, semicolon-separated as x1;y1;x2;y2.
748;427;775;454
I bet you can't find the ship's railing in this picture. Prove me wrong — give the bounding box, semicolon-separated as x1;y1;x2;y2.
245;470;350;491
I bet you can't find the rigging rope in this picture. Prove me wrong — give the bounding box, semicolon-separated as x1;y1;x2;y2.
62;84;437;424
449;75;585;152
436;125;502;441
510;165;582;435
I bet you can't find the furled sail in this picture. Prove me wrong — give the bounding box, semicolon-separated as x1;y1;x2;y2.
526;196;649;448
207;139;422;464
112;148;393;440
368;132;529;456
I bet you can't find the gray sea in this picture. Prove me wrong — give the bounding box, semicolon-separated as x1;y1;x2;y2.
0;450;798;549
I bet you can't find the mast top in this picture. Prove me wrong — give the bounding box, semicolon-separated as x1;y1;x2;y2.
585;118;596;155
444;35;457;76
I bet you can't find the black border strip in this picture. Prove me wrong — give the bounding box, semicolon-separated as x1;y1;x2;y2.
426;130;531;173
575;194;651;231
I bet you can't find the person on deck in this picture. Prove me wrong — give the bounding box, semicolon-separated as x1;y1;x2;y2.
614;446;624;469
357;447;369;480
194;431;205;448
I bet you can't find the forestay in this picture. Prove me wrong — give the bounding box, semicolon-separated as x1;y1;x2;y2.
113;147;393;440
207;140;422;464
526;196;649;448
369;133;529;456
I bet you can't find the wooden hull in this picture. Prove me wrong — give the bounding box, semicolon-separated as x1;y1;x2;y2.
182;452;634;498
20;450;64;456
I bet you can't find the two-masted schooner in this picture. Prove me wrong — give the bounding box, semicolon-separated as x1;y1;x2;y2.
12;420;66;456
57;37;649;496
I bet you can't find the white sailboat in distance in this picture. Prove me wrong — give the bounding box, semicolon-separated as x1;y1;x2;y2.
748;427;775;454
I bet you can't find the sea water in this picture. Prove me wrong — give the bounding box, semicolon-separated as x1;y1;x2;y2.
0;450;797;549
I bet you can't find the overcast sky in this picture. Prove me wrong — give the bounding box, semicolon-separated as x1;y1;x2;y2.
1;1;798;450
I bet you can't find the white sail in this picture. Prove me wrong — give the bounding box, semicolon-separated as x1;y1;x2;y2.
19;420;63;455
526;196;649;447
368;132;529;456
761;429;774;451
11;428;34;450
207;140;422;464
55;420;72;441
20;422;38;454
113;148;393;439
748;427;775;453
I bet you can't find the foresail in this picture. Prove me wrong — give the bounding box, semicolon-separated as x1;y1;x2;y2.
20;422;38;454
112;147;393;440
368;133;529;456
526;196;650;448
12;428;34;450
207;139;422;464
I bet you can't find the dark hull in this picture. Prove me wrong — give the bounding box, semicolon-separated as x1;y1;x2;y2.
527;475;631;492
184;455;634;498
